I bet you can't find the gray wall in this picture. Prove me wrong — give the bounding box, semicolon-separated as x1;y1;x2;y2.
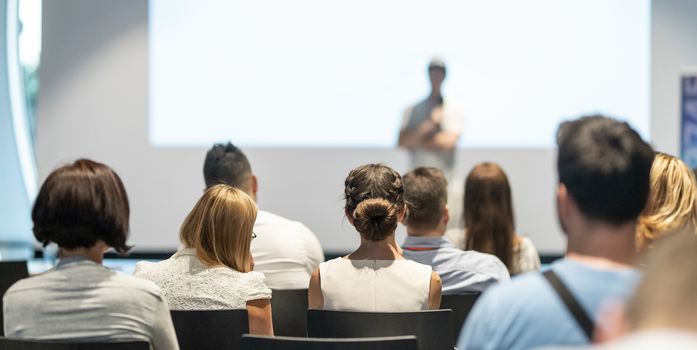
0;0;35;259
36;0;697;254
651;0;697;155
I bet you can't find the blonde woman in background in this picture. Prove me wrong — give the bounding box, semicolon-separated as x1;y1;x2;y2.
135;185;273;335
636;152;697;252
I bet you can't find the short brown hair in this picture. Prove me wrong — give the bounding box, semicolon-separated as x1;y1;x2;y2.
180;184;257;272
403;167;448;230
32;159;131;253
344;164;405;241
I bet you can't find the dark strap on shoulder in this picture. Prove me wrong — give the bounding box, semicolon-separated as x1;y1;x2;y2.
543;269;594;340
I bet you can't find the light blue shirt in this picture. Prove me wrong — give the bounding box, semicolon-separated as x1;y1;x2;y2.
457;258;640;350
402;236;510;294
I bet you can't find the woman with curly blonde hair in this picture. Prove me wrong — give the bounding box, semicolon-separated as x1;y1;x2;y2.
637;153;697;251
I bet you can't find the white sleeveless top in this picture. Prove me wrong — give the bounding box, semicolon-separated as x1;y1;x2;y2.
319;258;432;312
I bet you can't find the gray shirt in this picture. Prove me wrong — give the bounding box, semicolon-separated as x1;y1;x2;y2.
400;98;464;178
3;257;179;350
402;236;510;294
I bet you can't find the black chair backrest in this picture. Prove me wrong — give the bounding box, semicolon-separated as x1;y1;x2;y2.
439;292;482;343
240;334;418;350
170;309;248;350
307;309;453;350
270;289;308;337
0;261;29;336
0;337;148;350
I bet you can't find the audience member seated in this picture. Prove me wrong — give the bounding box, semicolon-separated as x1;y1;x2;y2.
308;164;442;311
457;115;655;349
636;152;697;252
204;142;324;289
400;167;509;294
134;185;273;335
446;162;540;275
589;232;697;349
3;159;179;349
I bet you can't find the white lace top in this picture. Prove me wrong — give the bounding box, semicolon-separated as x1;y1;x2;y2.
134;248;271;310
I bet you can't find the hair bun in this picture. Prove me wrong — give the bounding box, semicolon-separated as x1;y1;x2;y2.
353;198;399;241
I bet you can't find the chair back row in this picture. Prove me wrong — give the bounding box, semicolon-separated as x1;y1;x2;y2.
268;289;481;340
0;261;30;336
240;334;417;350
0;336;416;350
0;310;450;350
0;338;147;350
439;292;482;341
0;261;482;350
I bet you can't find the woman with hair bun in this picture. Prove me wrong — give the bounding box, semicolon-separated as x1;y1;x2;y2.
308;164;442;311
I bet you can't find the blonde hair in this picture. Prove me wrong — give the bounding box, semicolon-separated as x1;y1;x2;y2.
636;153;697;251
180;184;257;272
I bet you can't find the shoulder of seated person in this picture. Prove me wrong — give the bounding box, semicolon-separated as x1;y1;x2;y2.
133;260;155;274
257;209;301;227
256;211;315;234
111;269;167;293
475;272;547;307
238;270;267;283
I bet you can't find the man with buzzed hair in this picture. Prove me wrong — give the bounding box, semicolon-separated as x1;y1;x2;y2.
204;142;324;289
401;166;509;294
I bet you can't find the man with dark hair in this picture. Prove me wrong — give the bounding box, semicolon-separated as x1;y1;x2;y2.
203;142;324;289
458;115;654;349
401;167;509;294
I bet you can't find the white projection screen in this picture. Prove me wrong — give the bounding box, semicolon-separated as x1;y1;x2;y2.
150;0;650;148
37;0;653;255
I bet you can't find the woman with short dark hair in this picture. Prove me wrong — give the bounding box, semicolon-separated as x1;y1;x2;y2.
3;159;179;349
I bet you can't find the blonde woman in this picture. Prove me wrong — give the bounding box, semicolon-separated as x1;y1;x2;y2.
636;152;697;251
135;185;273;335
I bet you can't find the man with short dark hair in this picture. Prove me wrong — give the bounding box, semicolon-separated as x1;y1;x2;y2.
401;167;509;294
458;115;655;349
203;142;324;289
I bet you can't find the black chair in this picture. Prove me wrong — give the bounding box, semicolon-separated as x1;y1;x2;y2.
240;334;418;350
440;292;482;343
0;261;29;336
0;337;148;350
270;289;308;336
170;309;248;350
307;309;453;350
